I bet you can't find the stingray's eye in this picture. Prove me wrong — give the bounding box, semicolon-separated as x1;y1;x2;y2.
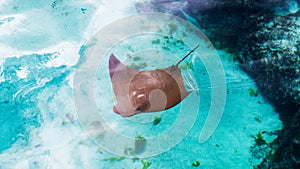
135;102;150;112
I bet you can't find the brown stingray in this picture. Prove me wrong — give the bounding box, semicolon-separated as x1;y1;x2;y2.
109;45;199;117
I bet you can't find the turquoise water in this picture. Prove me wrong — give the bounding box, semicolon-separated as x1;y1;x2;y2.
0;1;283;169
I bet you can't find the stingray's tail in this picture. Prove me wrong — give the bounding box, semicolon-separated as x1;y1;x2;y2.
176;45;199;66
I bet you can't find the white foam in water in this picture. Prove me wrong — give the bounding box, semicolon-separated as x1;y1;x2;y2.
82;0;136;40
15;67;29;79
0;1;283;169
0;14;26;35
0;41;81;67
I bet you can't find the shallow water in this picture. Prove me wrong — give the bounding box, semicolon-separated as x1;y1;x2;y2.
0;1;285;169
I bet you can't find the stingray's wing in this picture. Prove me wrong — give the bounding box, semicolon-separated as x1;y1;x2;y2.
109;54;140;117
109;53;139;82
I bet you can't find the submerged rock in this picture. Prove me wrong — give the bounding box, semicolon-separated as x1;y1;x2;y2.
237;8;300;169
255;109;300;169
237;11;300;110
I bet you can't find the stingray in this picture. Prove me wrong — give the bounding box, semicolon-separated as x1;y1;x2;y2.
109;45;199;117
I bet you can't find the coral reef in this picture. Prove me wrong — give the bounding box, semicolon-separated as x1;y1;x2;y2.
237;10;300;110
228;8;300;168
232;6;300;169
254;109;300;169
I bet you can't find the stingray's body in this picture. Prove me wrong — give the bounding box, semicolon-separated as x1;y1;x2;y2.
109;46;198;117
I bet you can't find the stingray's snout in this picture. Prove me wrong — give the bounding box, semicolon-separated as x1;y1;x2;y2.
113;106;120;114
113;106;136;117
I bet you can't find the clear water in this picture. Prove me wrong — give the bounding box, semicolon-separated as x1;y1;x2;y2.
0;0;282;169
